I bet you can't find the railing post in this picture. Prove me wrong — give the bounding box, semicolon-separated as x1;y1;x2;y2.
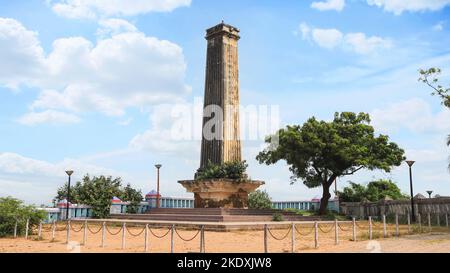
418;214;422;232
428;213;431;232
121;222;126;250
437;213;441;227
382;215;387;238
170;224;175;254
368;216;372;240
66;220;71;244
314;222;319;249
352;218;356;242
291;223;295;253
446;213;449;228
264;224;268;253
395;214;399;237
101;222;106;248
38;221;42;240
51;221;56;241
82;220;87;245
407;213;411;233
144;224;149;252
13;220;18;238
334;219;339;245
25;218;29;239
199;225;205;253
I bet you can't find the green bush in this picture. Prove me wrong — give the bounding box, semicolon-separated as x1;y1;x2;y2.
248;190;272;209
196;160;248;180
272;213;284;222
0;197;47;237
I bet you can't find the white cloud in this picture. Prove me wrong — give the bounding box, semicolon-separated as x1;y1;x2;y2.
311;0;345;12
17;110;81;126
371;98;450;134
50;0;192;19
299;22;392;54
367;0;450;15
0;17;190;121
432;21;445;31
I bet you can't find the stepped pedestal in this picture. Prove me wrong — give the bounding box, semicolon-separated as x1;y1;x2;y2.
178;179;264;208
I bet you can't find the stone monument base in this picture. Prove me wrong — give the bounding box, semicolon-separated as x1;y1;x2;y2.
178;179;264;208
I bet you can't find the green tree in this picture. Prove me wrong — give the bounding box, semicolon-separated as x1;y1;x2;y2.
0;197;47;237
120;184;143;214
339;179;408;202
248;190;272;209
257;112;405;215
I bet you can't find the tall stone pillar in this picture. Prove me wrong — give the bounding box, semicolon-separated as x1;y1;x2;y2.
200;22;242;169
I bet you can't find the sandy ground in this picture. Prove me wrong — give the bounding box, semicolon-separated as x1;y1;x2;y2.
1;222;449;253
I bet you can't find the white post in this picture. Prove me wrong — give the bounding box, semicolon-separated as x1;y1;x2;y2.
170;224;175;254
382;215;387;238
144;224;149;252
291;223;296;253
428;213;431;232
369;216;372;240
352;218;356;242
82;220;87;245
66;220;71;244
200;225;205;253
314;222;319;249
13;220;18;238
121;222;126;250
25;218;29;239
52;221;56;241
334;219;339;245
395;214;399;236
101;222;106;248
264;224;268;253
407;214;411;233
38;221;42;240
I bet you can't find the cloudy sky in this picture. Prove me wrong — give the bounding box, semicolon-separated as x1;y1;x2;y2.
1;0;449;205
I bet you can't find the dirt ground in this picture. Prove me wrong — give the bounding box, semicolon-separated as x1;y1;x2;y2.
1;222;449;253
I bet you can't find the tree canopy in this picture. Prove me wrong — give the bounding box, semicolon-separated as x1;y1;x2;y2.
55;175;143;218
339;179;409;202
257;112;405;214
248;190;272;209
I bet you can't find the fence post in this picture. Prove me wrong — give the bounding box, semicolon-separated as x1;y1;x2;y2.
66;220;71;244
382;215;387;238
14;220;18;238
334;219;339;245
170;224;175;254
446;213;449;228
314;222;319;249
437;213;441;227
82;220;87;245
121;222;126;250
407;213;411;233
352;218;356;242
38;221;42;240
25;218;29;239
144;224;149;252
418;214;422;232
428;213;431;232
101;222;106;248
51;221;56;241
368;216;372;240
291;223;296;253
395;214;399;237
264;224;268;253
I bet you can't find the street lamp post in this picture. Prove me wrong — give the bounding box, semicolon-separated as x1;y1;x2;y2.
155;164;162;208
406;161;416;222
426;191;433;199
65;170;74;220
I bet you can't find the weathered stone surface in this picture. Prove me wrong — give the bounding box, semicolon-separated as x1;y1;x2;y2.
179;179;264;208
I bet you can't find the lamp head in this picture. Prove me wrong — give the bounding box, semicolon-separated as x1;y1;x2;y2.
426;190;433;196
155;164;162;169
406;160;415;167
65;170;74;176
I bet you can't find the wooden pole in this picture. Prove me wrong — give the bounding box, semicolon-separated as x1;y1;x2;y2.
101;222;106;248
407;213;411;233
13;220;18;238
352;218;356;242
369;216;372;240
291;223;295;253
395;214;399;236
334;219;339;245
264;224;268;253
170;224;175;254
437;213;441;227
382;215;387;238
82;220;87;245
25;218;29;239
51;221;56;241
121;222;126;250
38;221;42;240
446;213;449;228
314;222;319;249
418;214;422;232
200;225;205;253
144;224;149;252
428;213;431;232
66;220;71;244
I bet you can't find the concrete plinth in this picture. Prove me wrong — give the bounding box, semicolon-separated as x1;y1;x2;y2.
178;179;264;208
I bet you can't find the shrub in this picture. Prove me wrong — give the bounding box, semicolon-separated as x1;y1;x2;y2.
272;213;284;222
196;161;248;180
0;197;47;237
248;190;272;209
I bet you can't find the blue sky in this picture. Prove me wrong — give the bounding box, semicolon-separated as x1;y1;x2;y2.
1;0;450;205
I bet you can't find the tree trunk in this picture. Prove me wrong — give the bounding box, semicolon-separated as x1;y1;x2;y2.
319;183;332;215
